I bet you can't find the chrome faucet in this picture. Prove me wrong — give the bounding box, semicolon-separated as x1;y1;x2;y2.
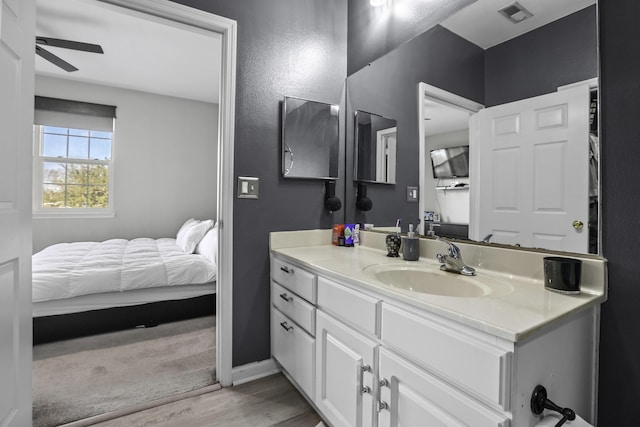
436;237;476;276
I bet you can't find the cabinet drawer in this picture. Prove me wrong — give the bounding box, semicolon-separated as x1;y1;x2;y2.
381;303;511;409
272;308;315;399
272;281;315;335
272;257;317;303
317;277;380;337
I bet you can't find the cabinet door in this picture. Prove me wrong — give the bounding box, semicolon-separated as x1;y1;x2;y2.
272;308;315;399
378;348;509;427
316;310;377;427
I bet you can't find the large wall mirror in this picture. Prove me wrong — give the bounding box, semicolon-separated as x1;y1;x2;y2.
345;0;599;254
282;96;340;180
354;110;397;184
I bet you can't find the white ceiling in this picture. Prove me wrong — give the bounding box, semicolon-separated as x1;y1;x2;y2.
441;0;596;49
425;0;596;134
35;0;221;103
422;99;472;137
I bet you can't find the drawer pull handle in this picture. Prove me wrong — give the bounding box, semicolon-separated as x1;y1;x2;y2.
378;401;389;412
280;266;294;274
280;321;293;332
279;293;293;302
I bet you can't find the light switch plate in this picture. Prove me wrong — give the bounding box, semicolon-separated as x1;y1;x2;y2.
407;186;418;202
237;176;259;199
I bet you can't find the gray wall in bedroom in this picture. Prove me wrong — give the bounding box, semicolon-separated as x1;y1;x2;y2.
33;76;218;253
173;0;348;366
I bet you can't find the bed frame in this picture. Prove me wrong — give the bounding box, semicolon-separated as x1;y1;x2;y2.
33;294;215;345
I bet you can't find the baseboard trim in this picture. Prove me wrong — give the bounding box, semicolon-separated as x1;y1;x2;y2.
232;358;280;386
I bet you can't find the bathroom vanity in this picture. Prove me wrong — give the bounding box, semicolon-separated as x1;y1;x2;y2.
270;230;607;427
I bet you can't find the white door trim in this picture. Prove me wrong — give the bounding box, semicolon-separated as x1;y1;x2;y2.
99;0;236;386
417;82;483;235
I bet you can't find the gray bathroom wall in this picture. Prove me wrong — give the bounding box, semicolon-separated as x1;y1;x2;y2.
174;0;348;366
598;1;640;423
484;5;597;107
345;26;484;229
346;0;475;75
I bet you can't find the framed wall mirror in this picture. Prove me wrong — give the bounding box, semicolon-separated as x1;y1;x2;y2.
354;110;397;184
282;96;340;180
344;0;599;254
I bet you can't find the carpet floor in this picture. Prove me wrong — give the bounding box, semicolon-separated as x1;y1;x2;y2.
33;315;216;427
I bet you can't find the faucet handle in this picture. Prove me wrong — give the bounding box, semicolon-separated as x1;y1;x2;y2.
436;237;460;258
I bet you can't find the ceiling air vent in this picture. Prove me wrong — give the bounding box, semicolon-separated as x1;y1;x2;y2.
498;2;533;24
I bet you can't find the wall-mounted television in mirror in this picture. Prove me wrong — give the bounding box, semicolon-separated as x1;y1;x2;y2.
282;96;340;180
430;145;469;179
354;110;397;184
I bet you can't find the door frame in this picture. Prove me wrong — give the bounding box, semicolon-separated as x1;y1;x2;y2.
417;82;483;236
97;0;236;386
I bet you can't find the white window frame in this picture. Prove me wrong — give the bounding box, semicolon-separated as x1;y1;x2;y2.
32;123;116;218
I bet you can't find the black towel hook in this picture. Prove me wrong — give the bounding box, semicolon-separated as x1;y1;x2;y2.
531;385;576;427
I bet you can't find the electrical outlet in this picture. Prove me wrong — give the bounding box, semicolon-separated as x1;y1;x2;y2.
407;186;418;202
237;176;259;199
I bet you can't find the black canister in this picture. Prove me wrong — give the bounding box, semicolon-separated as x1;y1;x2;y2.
543;256;582;295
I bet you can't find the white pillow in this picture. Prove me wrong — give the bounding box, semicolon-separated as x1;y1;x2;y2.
195;224;218;266
176;218;197;241
177;219;214;254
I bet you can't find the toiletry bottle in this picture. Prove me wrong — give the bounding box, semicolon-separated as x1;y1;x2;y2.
402;224;420;261
353;224;360;247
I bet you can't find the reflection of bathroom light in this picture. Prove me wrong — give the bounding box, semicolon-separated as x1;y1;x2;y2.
371;0;392;7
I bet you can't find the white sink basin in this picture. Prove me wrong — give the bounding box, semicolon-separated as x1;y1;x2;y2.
362;263;500;298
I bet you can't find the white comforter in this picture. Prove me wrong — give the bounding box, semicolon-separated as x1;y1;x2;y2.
32;238;217;303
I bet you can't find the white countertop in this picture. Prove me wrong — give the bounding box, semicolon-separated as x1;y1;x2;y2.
270;230;607;342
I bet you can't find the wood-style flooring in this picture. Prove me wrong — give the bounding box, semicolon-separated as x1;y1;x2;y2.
91;373;323;427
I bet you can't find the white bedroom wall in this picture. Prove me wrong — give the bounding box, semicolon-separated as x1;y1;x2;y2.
33;75;219;253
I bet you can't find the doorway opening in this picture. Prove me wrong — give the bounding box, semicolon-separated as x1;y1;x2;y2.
31;0;235;424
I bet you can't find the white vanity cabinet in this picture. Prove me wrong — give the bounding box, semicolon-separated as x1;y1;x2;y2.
270;253;599;427
270;256;317;399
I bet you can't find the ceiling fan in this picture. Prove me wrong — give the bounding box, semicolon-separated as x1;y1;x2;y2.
35;36;104;72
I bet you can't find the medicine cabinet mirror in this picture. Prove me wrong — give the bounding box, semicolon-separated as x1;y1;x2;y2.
282;96;340;180
354;110;397;184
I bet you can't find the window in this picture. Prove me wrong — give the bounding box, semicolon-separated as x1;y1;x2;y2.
33;97;116;217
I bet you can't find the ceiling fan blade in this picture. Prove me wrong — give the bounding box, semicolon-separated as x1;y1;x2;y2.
36;36;104;54
36;45;78;72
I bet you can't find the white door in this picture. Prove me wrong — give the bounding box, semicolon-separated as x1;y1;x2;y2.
316;310;377;427
377;348;508;427
0;0;35;425
469;85;590;252
376;127;397;183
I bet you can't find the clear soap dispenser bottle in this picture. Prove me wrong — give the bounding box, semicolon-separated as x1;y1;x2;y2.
402;224;420;261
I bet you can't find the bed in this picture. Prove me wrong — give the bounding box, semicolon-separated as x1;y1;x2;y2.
33;219;218;343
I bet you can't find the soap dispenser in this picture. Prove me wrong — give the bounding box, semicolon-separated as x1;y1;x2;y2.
402;224;420;261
